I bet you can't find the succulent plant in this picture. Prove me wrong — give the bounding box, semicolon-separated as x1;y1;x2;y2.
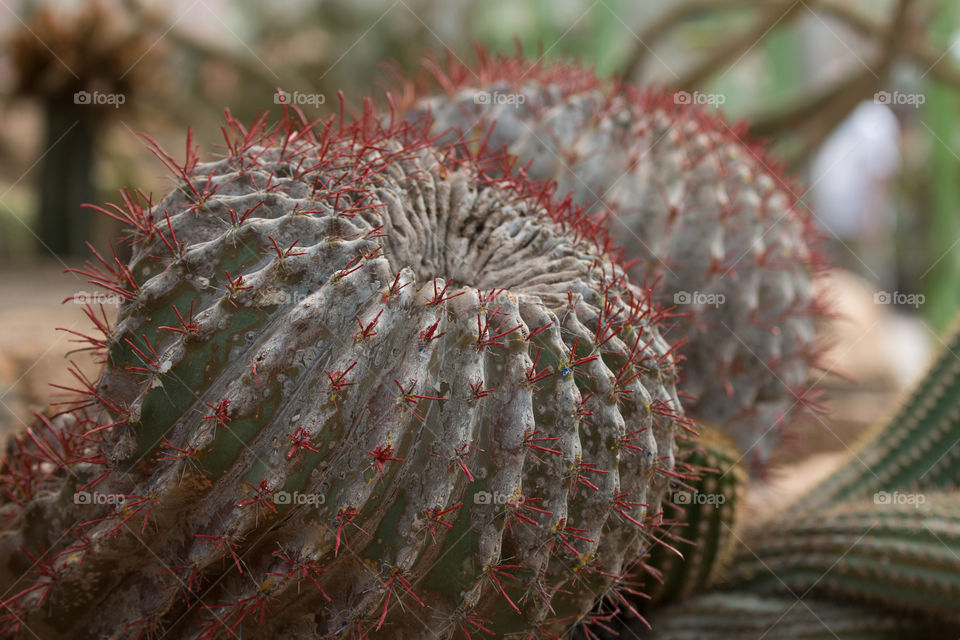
0;103;693;638
633;319;960;639
400;51;828;470
8;46;960;640
642;426;744;610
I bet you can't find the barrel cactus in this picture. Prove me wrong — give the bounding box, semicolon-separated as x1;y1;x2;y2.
0;104;693;638
401;52;827;469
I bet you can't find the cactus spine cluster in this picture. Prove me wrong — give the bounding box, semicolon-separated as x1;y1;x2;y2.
0;103;692;638
404;52;826;469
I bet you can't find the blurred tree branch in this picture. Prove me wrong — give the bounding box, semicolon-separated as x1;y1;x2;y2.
618;0;758;81
784;0;912;169
119;0;347;106
672;0;805;91
817;0;960;90
621;0;960;168
119;0;285;92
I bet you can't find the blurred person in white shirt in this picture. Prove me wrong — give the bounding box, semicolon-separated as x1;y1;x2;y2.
810;100;901;284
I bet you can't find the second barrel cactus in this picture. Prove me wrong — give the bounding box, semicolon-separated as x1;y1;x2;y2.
403;52;827;469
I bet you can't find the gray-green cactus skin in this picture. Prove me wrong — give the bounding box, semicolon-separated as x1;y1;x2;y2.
402;52;826;471
0;106;691;638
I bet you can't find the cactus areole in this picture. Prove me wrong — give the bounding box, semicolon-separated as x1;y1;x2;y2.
0;102;692;638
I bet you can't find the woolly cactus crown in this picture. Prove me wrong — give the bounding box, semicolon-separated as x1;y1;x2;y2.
0;101;692;638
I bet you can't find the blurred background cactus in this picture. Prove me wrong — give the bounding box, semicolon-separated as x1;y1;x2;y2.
7;0;166;256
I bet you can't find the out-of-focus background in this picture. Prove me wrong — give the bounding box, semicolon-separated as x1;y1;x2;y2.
0;0;958;487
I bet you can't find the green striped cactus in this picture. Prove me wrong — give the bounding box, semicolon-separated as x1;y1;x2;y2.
726;492;960;622
795;319;960;513
643;426;744;609
633;323;960;639
0;104;691;638
644;593;947;640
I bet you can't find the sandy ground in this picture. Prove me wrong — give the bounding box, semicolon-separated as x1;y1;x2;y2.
0;261;110;440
